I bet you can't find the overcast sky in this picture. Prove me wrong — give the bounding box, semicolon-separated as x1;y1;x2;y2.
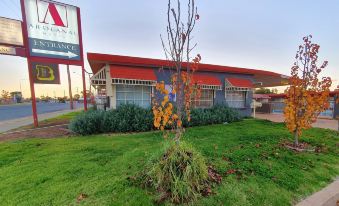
0;0;338;97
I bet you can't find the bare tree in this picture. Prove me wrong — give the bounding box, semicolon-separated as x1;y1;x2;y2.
160;0;200;141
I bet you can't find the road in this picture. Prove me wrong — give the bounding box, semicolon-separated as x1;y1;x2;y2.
0;102;84;121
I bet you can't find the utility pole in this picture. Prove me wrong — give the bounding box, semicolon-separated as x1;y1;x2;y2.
67;65;74;110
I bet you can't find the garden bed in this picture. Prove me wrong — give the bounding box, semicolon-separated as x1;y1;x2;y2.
0;119;338;205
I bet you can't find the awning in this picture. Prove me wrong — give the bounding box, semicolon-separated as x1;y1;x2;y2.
226;78;253;88
225;78;253;91
192;74;222;90
110;65;157;85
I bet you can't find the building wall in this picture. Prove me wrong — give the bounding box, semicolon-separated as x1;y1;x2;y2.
155;68;254;117
269;96;337;119
99;66;254;116
334;95;339;119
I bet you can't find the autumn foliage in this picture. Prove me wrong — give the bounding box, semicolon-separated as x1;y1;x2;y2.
152;55;201;136
153;0;201;143
284;35;332;146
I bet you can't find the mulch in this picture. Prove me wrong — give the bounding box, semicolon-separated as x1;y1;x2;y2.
0;120;74;142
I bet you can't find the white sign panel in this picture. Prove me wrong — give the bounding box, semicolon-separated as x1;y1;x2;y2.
0;17;24;46
0;45;17;55
23;0;81;60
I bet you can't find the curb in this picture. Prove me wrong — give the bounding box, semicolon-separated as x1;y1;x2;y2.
296;178;339;206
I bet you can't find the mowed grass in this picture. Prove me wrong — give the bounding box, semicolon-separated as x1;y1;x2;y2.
9;110;83;132
0;119;338;206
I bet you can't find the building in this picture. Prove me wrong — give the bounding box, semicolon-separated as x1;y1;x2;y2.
88;53;288;116
264;92;339;119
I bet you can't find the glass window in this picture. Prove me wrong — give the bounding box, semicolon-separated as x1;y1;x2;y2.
192;89;214;108
225;91;246;108
116;85;152;108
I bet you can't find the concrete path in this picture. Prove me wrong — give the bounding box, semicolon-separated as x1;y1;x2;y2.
0;109;80;133
255;113;338;130
296;178;339;206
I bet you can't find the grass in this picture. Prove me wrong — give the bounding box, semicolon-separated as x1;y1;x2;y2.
40;110;83;124
0;119;338;205
9;110;83;132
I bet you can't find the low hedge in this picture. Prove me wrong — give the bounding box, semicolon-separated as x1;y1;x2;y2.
187;104;242;127
69;104;242;135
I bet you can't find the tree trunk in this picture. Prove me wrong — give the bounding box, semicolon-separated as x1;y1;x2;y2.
294;129;299;147
174;71;184;145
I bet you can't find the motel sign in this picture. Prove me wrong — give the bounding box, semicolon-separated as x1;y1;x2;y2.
0;0;88;127
23;0;82;61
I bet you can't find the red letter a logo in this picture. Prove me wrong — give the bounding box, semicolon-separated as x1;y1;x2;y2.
42;3;66;27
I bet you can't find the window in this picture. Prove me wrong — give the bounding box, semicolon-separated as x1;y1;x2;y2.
225;91;246;108
116;85;151;108
192;89;214;108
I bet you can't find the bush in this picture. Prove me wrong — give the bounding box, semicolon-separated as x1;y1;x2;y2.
188;104;241;127
138;142;209;204
69;110;105;135
69;104;153;135
108;104;153;133
69;104;242;135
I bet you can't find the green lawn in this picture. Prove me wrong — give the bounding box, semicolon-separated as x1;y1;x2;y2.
9;110;83;131
0;119;338;205
40;110;83;123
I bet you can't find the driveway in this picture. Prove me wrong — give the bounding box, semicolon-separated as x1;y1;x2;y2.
255;113;338;131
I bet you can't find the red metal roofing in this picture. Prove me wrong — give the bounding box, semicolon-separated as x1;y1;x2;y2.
226;78;253;88
88;53;282;77
110;65;156;81
253;94;271;99
192;74;221;86
87;53;289;87
269;91;339;99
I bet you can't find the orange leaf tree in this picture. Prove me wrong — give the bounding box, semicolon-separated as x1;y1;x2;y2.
153;0;201;144
284;35;332;146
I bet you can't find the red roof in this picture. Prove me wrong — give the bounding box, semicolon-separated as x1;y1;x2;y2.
253;94;271;99
192;74;221;86
89;53;281;76
110;65;156;81
226;78;253;88
87;53;289;87
268;93;286;98
269;91;339;99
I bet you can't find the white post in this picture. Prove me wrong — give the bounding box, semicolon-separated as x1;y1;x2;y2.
253;99;256;118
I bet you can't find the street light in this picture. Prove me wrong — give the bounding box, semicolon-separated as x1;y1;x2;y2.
19;79;27;94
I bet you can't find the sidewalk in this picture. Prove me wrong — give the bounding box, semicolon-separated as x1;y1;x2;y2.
0;109;80;133
255;113;338;130
296;178;339;206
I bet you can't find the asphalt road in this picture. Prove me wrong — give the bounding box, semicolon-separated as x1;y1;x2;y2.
0;102;84;121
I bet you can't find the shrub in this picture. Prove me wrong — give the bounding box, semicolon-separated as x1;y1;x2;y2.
69;104;241;135
188;104;241;127
69;104;153;135
69;110;105;135
112;104;153;132
138;142;209;204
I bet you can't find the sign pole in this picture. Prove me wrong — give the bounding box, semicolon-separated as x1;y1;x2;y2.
67;65;74;110
20;0;38;127
82;65;87;111
27;58;39;127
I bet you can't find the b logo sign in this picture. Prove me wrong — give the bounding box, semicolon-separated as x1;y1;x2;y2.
37;1;67;27
23;0;82;61
36;64;55;81
31;62;60;84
